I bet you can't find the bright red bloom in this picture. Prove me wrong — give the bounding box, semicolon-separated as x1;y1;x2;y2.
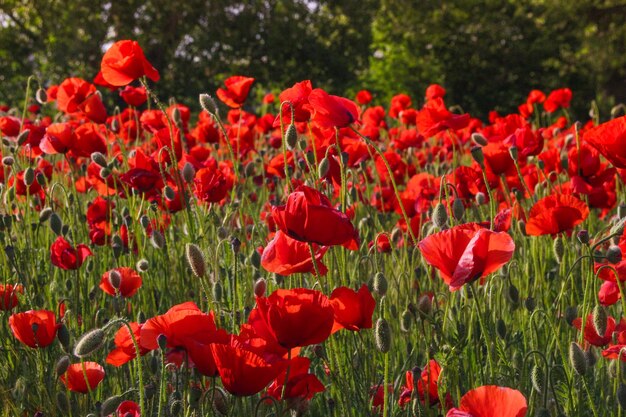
119;85;148;107
399;360;444;407
9;309;57;348
40;123;75;154
389;94;412;118
584;116;626;169
543;88;572;113
210;335;288;396
106;322;149;366
99;267;142;297
216;76;255;108
266;356;325;401
446;385;527;417
56;77;96;113
256;288;334;349
356;89;373;105
101;40;160;86
272;185;359;249
59;362;105;393
572;314;616;347
525;194;589;236
329;284;376;333
260;231;328;276
418;223;515;291
425;84;446;100
0;284;23;311
307;89;359;129
50;236;93;270
274;80;313;127
73;123;108;158
193;165;234;204
417;98;470;137
116;401;140;417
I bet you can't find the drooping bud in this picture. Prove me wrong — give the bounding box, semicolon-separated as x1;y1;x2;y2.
452;198;465;221
577;230;589;245
285;124;298;149
253;278;266;297
476;192;487;206
73;328;106;357
471;132;488;146
400;309;412;332
508;146;519;160
199;94;218;115
373;272;388;297
249;250;261;269
416;294;432;317
318;157;330;178
375;318;391;353
182;162;195;183
507;284;519;304
607;245;623;264
531;364;543;394
17;129;30;146
564;306;578;326
432;203;448;228
23;167;35;186
91;152;108;168
55;355;71;377
108;270;122;290
470;145;485;167
100;394;124;417
211;387;229;416
136;258;149;272
569;342;587;375
185;243;207;278
163;185;176;201
524;296;536;312
157;334;168;350
496;318;507;339
2;156;14;166
57;323;70;350
36;88;48;104
592;304;608;337
150;230;166;249
39;207;53;223
553;237;565;264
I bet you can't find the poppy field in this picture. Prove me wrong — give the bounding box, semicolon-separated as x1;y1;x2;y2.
2;39;626;417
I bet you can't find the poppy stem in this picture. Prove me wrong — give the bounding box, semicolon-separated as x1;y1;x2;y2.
281;349;292;402
308;242;322;282
468;284;495;381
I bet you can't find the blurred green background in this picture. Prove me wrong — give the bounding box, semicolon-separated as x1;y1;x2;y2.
1;0;625;119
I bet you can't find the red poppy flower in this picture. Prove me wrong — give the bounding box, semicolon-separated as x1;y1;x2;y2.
73;123;108;158
0;116;21;137
273;80;314;127
329;284;376;333
193;165;234;204
99;267;142;297
1;284;23;311
356;90;373;105
543;88;572;113
418;223;515;291
107;322;149;366
56;77;96;114
584;116;626;169
119;85;148;107
446;385;527;417
50;236;93;270
572;314;616;347
416;98;470;137
40;123;76;154
266;356;325;401
101;40;160;87
77;92;108;123
425;84;446;100
59;362;105;393
116;401;140;417
307;89;359;129
260;231;328;276
389;94;412;119
525;194;589;236
272;185;359;249
210;335;288;396
399;360;444;407
9;309;57;348
216;76;255;108
256;288;334;349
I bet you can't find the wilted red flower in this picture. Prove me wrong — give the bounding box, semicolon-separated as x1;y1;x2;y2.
101;40;160;86
525;194;589;236
9;309;57;348
50;236;93;270
0;284;23;311
399;360;444;407
272;185;359;249
217;76;255;108
210;334;288;396
307;88;359;129
260;231;328;276
60;362;105;393
356;89;373;105
418;223;515;291
446;385;527;417
107;322;149;366
329;284;376;333
256;288;334;349
543;88;572;113
584;116;626;169
119;85;148;107
266;356;325;401
100;267;142;297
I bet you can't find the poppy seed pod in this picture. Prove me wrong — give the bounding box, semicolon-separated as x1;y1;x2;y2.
199;93;218;115
285;123;298;149
592;304;608;337
375;318;391;353
569;342;587;375
74;328;105;357
185;243;207;278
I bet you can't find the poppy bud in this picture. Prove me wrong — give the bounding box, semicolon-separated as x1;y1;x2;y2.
172;107;182;126
433;203;448;229
249;250;261;269
452;198;465;221
253;278;266;297
2;156;14;166
585;348;597;368
508;146;519;160
553;237;564;264
618;384;626;409
35;88;47;104
400;309;412;332
564;306;578;326
577;230;589;245
182;162;195;183
137;259;149;272
217;226;228;240
285;124;298;149
57;323;70;350
163;185;175;201
471;132;488;146
496;318;507;339
373;272;387;297
23;167;35;186
185;243;207;278
157;334;167;350
74;328;105;357
100;394;124;416
569;342;587;375
318;157;330;178
91;152;108;168
476;192;486;206
417;294;432;317
470;145;485;167
39;207;53;223
56;392;69;414
100;167;111;178
524;296;536;312
375;318;391;353
55;355;70;377
170;400;182;416
212;387;229;416
592;304;608;337
607;245;623;264
199;93;218;115
230;236;241;254
150;230;166;249
531;364;543;394
507;284;519;304
17;129;30;146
